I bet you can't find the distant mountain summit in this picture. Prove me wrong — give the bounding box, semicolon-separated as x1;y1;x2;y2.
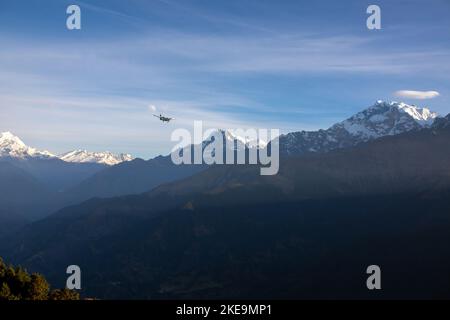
202;129;267;151
280;101;438;155
219;129;268;149
3;101;437;163
0;131;55;159
6;109;450;299
0;131;133;166
59;150;133;166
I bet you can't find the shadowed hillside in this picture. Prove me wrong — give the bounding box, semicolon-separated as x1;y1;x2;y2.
2;118;450;298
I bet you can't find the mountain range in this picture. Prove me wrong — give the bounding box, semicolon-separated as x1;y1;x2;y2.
1;100;436;164
0;131;134;165
279;100;437;155
1;100;450;299
2;111;450;299
0;101;442;222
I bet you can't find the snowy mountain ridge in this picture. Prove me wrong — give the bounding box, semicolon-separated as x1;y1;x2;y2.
59;150;133;166
280;101;439;155
0;131;56;159
2;101;440;162
0;132;133;165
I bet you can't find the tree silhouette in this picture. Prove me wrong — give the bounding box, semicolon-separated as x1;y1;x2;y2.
0;257;79;300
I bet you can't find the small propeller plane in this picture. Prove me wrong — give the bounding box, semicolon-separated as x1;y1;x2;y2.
153;114;174;123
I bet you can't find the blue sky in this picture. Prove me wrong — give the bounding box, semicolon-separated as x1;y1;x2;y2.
0;0;449;158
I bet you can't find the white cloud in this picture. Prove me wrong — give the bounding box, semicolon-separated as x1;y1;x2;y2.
148;104;157;112
394;90;440;100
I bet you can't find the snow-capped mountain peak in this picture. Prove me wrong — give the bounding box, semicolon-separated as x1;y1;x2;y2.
367;101;437;124
0;131;26;148
0;131;133;165
200;129;267;152
173;128;267;163
334;101;438;140
222;129;267;149
394;101;437;124
280;101;439;156
0;131;56;159
59;150;134;166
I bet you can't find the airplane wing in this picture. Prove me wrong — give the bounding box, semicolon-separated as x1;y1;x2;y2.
153;114;160;118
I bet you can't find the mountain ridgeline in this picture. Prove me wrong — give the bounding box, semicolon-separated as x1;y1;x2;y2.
1;104;450;299
279;100;437;155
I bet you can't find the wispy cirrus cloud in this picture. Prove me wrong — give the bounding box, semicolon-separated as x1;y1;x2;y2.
1;29;449;157
394;90;440;100
2;0;450;159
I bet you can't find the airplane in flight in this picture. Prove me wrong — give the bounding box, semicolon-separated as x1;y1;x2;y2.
153;114;174;123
